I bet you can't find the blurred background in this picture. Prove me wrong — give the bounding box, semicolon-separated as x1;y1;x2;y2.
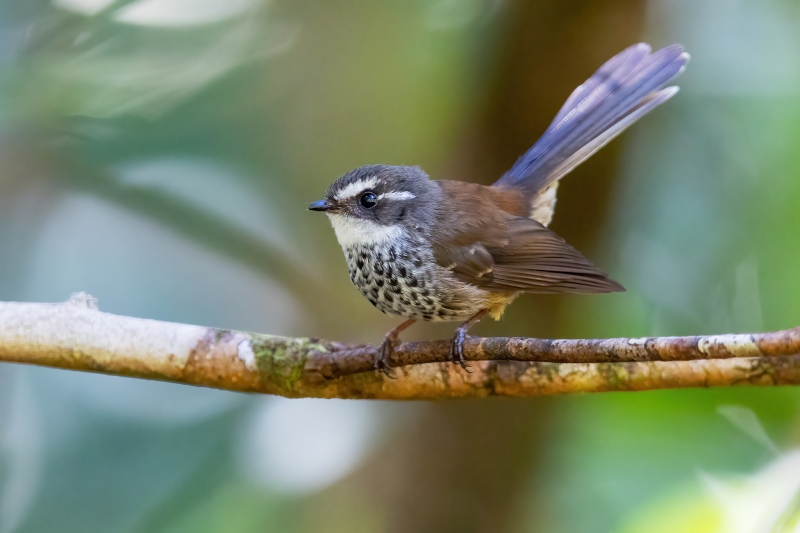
2;0;800;531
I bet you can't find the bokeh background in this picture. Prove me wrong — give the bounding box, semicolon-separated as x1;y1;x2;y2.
2;0;800;532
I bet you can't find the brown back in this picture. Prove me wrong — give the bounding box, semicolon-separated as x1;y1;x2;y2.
430;181;623;294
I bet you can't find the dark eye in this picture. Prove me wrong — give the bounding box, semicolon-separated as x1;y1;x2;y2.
359;191;378;209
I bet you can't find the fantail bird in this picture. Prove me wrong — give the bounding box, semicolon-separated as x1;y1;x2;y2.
309;43;690;374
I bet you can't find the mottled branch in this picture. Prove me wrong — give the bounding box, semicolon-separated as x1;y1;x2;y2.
1;295;799;400
308;328;800;378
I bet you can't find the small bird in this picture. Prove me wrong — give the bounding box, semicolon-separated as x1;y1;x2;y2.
309;43;689;373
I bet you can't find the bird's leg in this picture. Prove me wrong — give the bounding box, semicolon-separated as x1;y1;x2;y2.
376;318;416;377
449;309;488;372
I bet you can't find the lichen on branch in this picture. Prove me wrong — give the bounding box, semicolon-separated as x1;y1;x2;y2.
0;294;799;400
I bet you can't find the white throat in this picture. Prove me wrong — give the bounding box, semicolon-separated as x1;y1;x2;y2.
326;213;404;249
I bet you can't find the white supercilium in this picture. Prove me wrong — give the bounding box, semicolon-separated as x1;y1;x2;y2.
378;191;415;201
333;177;378;201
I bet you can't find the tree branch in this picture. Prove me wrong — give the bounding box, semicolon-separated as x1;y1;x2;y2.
1;295;799;400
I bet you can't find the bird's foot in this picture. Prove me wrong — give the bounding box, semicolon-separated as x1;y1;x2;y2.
449;327;473;373
374;318;416;379
375;332;400;378
448;310;487;372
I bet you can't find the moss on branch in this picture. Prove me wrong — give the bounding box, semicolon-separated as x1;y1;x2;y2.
1;296;799;400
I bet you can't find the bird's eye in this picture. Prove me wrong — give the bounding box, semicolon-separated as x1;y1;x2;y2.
359;191;378;209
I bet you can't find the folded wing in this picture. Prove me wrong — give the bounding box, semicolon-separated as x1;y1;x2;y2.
432;215;623;294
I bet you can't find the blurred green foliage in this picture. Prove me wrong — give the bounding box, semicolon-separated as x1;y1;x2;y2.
2;0;800;532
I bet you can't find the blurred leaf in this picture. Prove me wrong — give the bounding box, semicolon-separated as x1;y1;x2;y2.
614;483;721;533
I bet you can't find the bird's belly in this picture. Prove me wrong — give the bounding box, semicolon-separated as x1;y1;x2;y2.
344;243;482;322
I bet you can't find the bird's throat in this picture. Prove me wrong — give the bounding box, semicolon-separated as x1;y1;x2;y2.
327;213;405;249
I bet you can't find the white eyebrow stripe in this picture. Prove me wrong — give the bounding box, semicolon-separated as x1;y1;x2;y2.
334;176;378;201
378;191;416;201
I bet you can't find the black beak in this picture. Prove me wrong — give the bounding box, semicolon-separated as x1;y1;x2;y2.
308;199;332;212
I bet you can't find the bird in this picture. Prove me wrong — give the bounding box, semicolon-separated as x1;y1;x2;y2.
308;43;690;374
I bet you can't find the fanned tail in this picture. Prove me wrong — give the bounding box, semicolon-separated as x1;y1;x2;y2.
493;43;690;196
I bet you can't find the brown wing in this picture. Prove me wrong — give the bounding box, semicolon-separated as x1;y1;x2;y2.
482;218;624;293
430;182;623;294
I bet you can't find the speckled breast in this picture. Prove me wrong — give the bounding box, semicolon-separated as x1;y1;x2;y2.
343;242;469;322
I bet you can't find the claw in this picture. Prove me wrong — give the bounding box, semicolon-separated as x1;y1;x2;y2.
449;328;473;372
374;318;416;379
448;309;487;373
375;335;399;378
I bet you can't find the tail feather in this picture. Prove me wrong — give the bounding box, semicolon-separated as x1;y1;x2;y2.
494;43;689;196
547;43;650;139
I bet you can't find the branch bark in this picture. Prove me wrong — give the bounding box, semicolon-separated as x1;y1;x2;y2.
1;295;799;400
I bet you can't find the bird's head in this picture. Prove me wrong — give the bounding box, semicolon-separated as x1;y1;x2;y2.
309;165;438;248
